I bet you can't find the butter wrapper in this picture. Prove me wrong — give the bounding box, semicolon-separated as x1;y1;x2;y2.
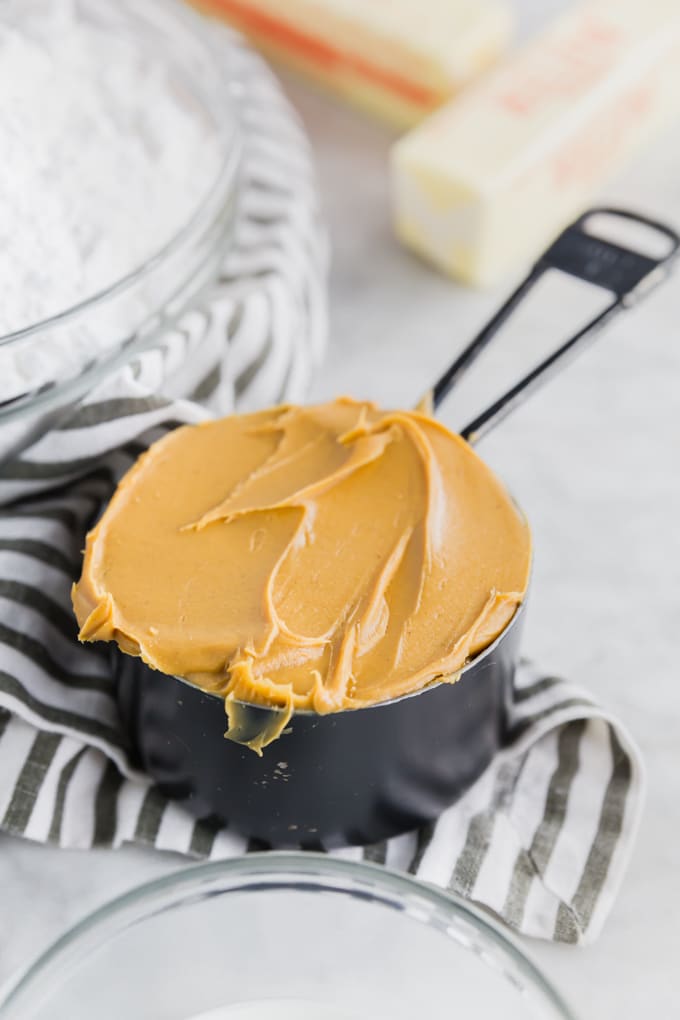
391;0;680;285
193;0;513;128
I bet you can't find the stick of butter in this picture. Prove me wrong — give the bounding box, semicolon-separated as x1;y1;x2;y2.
192;0;513;127
391;0;680;285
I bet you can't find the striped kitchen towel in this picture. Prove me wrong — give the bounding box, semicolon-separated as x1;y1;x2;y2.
0;386;644;945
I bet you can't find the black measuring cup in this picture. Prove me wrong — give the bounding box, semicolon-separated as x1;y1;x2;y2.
117;208;679;848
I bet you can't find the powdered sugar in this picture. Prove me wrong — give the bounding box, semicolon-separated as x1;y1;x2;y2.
0;0;223;337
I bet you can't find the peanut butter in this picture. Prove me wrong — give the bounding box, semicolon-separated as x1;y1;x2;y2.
72;398;531;750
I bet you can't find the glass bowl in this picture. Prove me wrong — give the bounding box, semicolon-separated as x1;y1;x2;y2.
0;853;576;1020
0;0;241;459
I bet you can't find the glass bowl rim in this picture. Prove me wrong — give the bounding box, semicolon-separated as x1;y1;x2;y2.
0;0;240;350
0;851;577;1019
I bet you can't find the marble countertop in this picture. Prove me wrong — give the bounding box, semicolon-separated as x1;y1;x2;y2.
1;2;679;1016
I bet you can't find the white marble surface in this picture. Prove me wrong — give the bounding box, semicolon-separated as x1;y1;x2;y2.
1;1;680;1016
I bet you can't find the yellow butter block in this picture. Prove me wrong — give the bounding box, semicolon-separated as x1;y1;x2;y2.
392;0;680;285
192;0;513;128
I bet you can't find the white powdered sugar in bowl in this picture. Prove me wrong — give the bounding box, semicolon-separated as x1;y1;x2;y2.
0;2;223;338
0;0;241;432
0;0;327;465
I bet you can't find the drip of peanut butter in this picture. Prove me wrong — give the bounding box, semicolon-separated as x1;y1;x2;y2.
72;398;531;751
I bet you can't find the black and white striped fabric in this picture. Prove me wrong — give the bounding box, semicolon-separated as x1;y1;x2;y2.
0;377;644;946
0;33;643;948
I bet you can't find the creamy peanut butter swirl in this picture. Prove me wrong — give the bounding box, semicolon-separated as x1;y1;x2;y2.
72;398;531;750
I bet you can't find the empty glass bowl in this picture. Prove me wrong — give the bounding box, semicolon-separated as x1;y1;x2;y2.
0;853;576;1020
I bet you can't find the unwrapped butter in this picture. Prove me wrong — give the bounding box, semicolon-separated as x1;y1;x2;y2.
193;0;513;128
391;0;680;285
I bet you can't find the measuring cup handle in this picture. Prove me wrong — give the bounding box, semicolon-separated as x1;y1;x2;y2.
428;207;680;443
